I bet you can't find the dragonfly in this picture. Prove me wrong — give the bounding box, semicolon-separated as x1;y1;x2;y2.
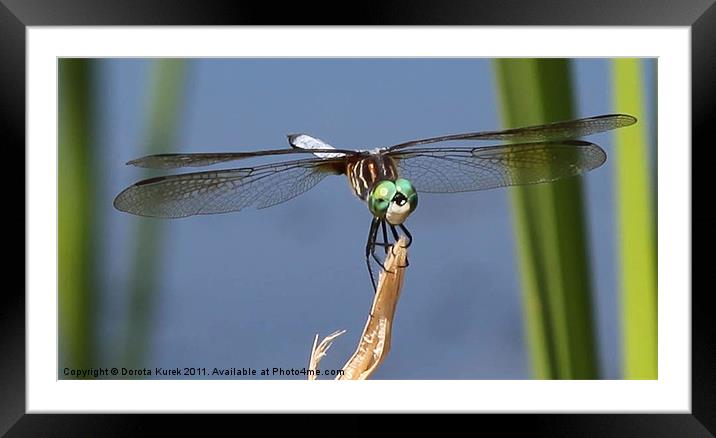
114;113;637;290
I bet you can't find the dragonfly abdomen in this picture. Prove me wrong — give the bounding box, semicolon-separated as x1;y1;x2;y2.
346;154;399;201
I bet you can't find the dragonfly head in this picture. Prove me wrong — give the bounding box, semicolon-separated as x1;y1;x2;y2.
368;178;418;225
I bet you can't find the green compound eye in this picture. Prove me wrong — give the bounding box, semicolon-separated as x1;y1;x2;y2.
368;180;397;217
394;178;418;213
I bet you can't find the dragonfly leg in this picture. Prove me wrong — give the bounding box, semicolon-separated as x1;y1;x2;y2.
389;224;411;268
365;218;379;291
398;223;413;248
365;218;391;291
399;224;412;267
381;220;389;255
387;224;398;257
371;222;392;273
389;224;401;241
372;220;392;250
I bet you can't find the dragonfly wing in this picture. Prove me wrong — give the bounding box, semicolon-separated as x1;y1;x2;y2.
288;134;347;159
114;158;344;218
390;140;606;193
128;152;255;169
127;147;358;169
387;114;636;150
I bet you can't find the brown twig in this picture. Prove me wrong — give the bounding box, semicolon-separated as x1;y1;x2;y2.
308;237;408;380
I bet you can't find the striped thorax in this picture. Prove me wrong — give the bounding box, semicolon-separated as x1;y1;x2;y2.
346;152;398;201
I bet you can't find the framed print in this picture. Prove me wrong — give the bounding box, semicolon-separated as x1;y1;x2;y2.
8;0;710;434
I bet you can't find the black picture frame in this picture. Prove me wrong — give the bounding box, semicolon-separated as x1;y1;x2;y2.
6;0;710;434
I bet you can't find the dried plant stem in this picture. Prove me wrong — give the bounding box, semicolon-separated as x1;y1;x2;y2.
308;237;408;380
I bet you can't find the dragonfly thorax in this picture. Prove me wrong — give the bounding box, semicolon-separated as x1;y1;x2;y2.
368;179;418;225
345;153;399;200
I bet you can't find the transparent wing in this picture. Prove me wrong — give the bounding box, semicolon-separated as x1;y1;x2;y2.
387;114;636;150
390;140;606;193
127;147;359;169
113;158;344;218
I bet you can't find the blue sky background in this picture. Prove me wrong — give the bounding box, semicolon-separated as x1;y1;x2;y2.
81;58;654;379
